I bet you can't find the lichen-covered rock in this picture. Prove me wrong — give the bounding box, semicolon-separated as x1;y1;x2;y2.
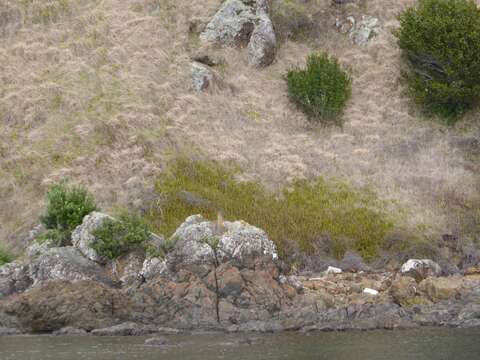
28;247;113;286
71;212;113;264
0;4;22;38
350;15;379;46
168;214;279;272
140;256;169;281
400;259;442;282
248;10;276;67
191;62;214;91
200;0;257;46
117;252;145;287
25;238;56;259
0;261;31;299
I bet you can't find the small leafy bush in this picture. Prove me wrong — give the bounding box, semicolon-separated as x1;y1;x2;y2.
396;0;480;118
92;212;151;260
285;53;351;124
0;247;13;266
148;159;394;260
40;181;98;245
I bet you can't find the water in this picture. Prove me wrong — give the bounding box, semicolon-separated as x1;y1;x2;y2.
1;328;479;360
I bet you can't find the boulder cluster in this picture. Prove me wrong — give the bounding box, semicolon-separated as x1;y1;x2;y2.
1;212;480;335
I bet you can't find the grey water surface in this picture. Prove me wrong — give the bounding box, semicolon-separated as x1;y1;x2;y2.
1;327;479;360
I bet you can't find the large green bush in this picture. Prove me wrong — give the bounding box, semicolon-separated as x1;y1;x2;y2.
40;181;98;245
285;53;351;124
92;212;151;260
396;0;480;118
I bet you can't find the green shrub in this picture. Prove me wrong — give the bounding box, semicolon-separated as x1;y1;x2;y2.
147;159;394;260
92;212;151;260
396;0;480;118
285;53;351;124
40;181;98;245
0;247;13;266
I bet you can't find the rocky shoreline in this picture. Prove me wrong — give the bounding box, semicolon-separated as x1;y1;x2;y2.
1;213;480;337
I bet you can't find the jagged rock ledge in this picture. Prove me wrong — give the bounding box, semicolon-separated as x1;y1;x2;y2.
1;213;480;336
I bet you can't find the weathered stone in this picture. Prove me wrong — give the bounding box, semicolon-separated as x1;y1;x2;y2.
248;10;276;67
28;247;113;286
25;238;56;259
212;264;245;297
0;326;21;336
336;15;380;46
0;261;31;299
117;252;145;287
400;259;442;282
279;275;303;292
200;0;257;46
145;336;170;346
191;62;214;91
71;212;113;264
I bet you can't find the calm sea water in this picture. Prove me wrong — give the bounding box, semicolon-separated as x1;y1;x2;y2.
0;327;479;360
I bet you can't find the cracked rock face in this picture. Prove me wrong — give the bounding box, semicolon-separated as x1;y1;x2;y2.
167;215;278;274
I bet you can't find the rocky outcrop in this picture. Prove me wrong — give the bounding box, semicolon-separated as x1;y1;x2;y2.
200;0;277;67
200;0;257;46
400;259;442;282
28;246;114;287
0;261;31;299
336;15;380;46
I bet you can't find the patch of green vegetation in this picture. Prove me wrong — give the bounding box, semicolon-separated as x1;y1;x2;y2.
92;212;151;260
0;247;13;266
148;159;394;260
40;181;98;246
396;0;480;120
285;53;352;125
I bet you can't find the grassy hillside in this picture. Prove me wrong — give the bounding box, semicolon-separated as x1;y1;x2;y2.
0;0;479;254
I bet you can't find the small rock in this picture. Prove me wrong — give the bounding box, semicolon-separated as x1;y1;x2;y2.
0;327;21;336
363;288;379;296
400;259;442;282
53;327;88;336
350;15;380;46
191;62;214;91
145;336;169;346
325;266;342;274
390;276;417;305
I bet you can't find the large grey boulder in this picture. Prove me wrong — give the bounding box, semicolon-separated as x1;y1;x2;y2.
400;259;442;282
0;261;31;299
247;10;276;67
140;256;170;282
71;212;113;264
200;0;257;46
168;215;278;273
28;247;113;286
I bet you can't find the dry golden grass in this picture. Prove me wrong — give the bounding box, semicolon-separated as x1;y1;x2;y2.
0;0;479;251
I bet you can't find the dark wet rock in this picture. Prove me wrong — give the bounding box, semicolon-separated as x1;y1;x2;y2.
2;280;130;332
53;326;88;336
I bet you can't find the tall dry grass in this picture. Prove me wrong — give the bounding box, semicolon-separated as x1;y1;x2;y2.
0;0;478;250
